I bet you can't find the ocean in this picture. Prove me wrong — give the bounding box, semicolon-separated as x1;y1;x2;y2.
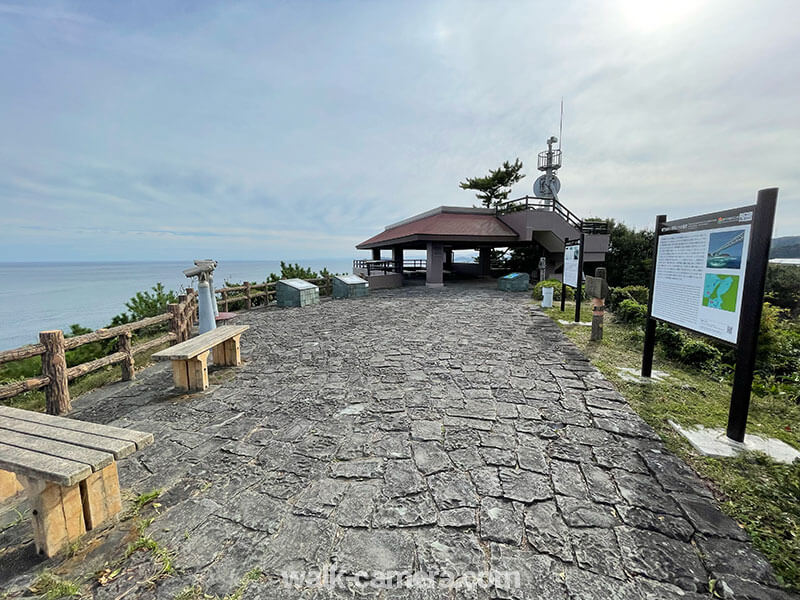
0;259;355;351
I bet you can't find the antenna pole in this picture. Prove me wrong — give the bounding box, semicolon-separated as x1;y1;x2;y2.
558;98;563;151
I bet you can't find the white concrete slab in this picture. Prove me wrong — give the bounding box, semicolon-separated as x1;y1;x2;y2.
557;320;592;327
616;367;670;384
669;420;800;464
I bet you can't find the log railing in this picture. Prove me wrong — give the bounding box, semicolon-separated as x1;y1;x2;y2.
216;276;333;311
0;289;198;415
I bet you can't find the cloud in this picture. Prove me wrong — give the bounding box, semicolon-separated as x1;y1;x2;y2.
0;0;798;263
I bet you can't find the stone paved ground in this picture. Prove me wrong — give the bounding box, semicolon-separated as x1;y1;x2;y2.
1;283;795;599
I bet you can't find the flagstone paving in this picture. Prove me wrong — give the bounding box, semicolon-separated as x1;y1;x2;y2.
1;282;795;599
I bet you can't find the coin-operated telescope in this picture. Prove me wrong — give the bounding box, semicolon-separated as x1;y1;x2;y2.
183;259;219;334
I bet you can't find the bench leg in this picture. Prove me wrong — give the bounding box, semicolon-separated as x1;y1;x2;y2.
0;469;23;502
80;462;122;530
18;475;86;558
171;351;209;391
212;334;242;367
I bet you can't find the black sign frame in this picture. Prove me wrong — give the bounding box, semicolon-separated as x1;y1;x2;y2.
561;234;585;323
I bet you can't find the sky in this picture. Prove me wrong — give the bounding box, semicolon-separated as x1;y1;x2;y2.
1;0;798;262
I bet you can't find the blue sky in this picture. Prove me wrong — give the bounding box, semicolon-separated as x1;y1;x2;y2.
1;1;798;262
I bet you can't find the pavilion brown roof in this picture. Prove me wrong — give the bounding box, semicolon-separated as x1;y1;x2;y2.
357;209;519;249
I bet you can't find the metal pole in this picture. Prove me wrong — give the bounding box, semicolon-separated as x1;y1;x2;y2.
642;215;667;377
726;188;778;442
574;233;585;323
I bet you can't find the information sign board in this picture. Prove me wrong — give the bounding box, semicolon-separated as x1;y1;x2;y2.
563;242;581;288
641;188;778;443
651;206;754;344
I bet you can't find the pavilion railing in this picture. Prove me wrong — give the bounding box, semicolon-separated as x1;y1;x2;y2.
353;259;427;276
495;195;609;235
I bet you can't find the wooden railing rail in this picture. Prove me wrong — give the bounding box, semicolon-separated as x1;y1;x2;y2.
215;275;333;309
0;289;198;414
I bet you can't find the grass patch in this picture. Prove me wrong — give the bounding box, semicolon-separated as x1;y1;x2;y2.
30;572;82;599
173;568;263;600
543;302;800;591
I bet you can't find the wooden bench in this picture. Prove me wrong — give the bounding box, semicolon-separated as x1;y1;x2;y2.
0;405;153;557
151;325;249;392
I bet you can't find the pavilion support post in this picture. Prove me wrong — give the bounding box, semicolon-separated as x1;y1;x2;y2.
426;242;444;287
392;246;404;273
479;247;491;278
371;248;381;261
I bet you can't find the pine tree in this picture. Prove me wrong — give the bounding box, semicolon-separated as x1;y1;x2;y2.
459;159;525;208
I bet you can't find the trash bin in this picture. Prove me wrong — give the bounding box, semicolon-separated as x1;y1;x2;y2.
542;286;554;308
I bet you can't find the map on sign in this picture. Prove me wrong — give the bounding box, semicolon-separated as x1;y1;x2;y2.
702;274;740;312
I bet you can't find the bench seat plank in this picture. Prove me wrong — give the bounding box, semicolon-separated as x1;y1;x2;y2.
0;443;92;487
151;325;249;361
0;406;153;450
0;429;114;472
0;416;135;460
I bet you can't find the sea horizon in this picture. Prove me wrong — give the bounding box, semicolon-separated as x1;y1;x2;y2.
0;258;361;351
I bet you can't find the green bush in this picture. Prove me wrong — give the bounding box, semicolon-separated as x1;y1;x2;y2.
608;287;632;311
532;279;582;301
655;323;686;360
679;338;722;368
623;285;649;305
755;304;800;380
608;285;650;310
765;264;800;316
615;299;647;327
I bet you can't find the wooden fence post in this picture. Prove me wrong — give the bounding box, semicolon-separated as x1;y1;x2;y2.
589;267;608;342
222;290;229;312
39;330;71;415
119;331;134;380
168;303;182;343
244;282;252;310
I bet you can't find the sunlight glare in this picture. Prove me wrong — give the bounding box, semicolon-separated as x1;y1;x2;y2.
619;0;699;32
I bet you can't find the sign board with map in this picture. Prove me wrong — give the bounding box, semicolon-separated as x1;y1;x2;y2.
641;188;778;443
563;242;581;288
650;207;753;344
561;234;585;322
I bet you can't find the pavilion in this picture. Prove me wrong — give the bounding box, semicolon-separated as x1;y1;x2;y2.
355;197;610;287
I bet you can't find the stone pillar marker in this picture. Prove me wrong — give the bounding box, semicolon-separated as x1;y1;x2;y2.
478;247;491;278
392;246;404;273
426;242;444;287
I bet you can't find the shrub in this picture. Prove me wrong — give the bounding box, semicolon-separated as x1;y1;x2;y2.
655;323;686;360
623;285;649;305
608;287;632;311
615;299;647;327
765;264;800;316
608;285;650;310
679;338;722;368
532;279;582;301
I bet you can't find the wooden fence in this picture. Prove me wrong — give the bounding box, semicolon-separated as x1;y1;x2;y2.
0;276;335;415
0;290;198;415
215;276;333;311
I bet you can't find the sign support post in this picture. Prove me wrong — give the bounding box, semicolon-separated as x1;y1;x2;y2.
574;232;585;323
641;215;667;378
726;188;778;442
560;237;568;312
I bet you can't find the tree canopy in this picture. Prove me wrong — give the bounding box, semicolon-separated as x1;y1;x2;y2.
459;159;525;208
